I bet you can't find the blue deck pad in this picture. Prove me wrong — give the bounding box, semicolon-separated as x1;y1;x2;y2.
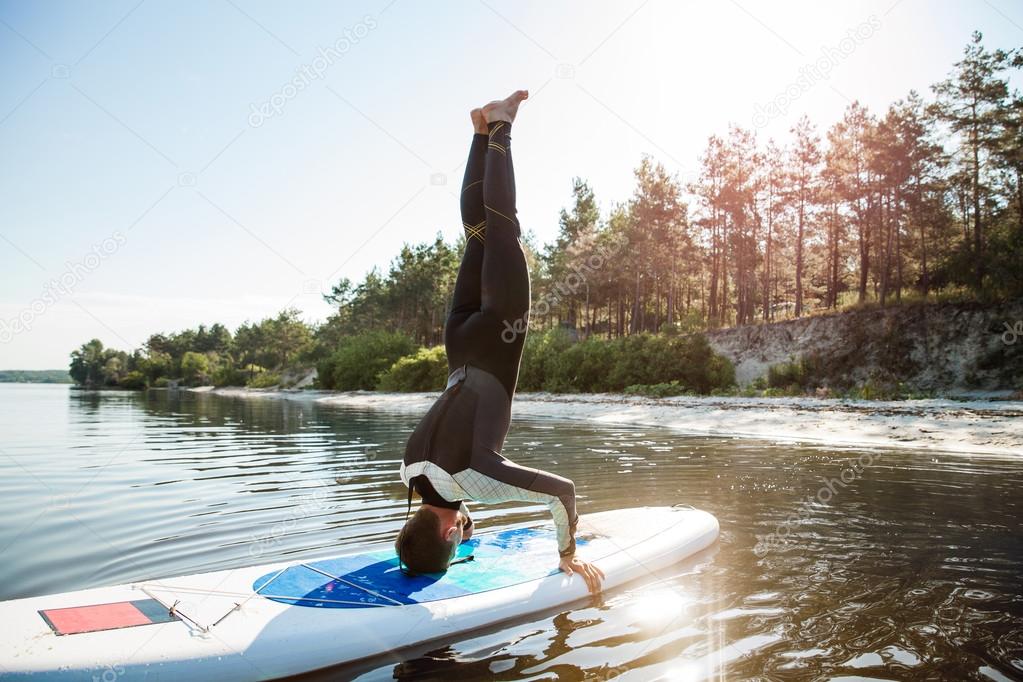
255;565;395;608
253;525;593;609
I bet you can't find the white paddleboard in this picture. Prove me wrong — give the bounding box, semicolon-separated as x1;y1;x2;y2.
0;506;718;680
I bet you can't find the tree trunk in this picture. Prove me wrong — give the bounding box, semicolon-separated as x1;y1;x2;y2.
795;196;805;317
971;100;984;287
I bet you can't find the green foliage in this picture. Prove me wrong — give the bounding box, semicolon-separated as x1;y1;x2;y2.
247;372;281;388
603;333;735;394
0;369;71;384
624;381;692;398
767;356;816;391
180;351;211;386
68;339;134;388
69;339;106;387
317;235;458;352
762;345;941;399
517;327;575;391
117;370;148;390
213;366;249;387
378;346;448;392
136;351;171;383
517;330;734;394
70;309;316;390
545;336;617;393
317;331;416;391
234;309;313;370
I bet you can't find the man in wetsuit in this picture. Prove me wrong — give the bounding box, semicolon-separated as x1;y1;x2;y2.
394;90;605;595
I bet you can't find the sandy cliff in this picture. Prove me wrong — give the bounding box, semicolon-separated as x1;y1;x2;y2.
705;301;1023;395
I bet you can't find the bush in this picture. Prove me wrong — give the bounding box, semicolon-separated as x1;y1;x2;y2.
767;354;826;392
317;331;416;391
545;336;616;393
180;351;211;386
607;334;656;387
213;366;249;387
518;329;734;395
118;370;148;390
378;346;448;392
153;377;170;388
517;327;575;391
247;372;281;388
624;381;692;398
608;333;734;393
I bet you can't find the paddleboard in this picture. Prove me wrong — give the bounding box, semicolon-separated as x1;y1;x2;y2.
0;505;718;680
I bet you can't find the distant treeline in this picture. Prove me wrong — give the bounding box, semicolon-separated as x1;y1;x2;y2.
69;33;1021;394
0;369;72;384
69;311;312;390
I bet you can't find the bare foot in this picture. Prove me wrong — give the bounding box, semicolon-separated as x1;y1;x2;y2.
482;90;528;125
470;108;487;134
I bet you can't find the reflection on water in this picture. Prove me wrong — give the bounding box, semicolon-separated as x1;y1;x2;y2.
1;384;1021;680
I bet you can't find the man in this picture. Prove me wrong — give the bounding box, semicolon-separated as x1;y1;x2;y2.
394;90;604;595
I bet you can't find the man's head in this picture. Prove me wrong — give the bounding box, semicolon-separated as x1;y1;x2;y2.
394;507;463;575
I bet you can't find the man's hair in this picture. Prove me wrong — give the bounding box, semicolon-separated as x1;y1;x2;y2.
395;507;456;575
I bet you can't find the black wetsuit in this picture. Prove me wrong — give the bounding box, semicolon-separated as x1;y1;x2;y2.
400;121;579;557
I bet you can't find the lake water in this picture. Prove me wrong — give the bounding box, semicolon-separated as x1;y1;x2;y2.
1;384;1021;680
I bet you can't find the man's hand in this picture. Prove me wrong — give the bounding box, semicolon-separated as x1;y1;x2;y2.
558;555;605;594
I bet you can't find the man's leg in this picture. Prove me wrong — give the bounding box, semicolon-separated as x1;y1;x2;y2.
479;117;530;396
444;114;489;370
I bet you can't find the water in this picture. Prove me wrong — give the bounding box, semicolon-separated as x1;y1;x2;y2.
1;384;1021;680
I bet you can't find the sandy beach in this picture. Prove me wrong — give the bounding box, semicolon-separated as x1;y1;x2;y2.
198;387;1023;457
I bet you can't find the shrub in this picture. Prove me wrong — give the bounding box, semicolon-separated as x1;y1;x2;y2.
118;370;147;390
767;354;826;392
705;352;737;392
624;381;691;398
213;366;249;387
518;330;734;395
247;372;281;388
607;333;656;387
378;346;448;392
545;336;616;393
517;327;574;391
317;331;416;391
180;351;211;386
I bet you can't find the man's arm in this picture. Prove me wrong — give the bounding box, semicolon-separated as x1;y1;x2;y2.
455;451;603;593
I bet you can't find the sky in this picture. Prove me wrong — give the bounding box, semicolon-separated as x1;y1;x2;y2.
0;0;1020;369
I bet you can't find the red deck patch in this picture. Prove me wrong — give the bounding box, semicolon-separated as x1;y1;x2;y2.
39;599;177;636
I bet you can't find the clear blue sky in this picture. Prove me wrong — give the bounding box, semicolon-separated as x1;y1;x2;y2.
1;0;1020;369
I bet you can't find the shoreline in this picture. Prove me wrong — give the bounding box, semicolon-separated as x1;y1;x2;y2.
193;386;1023;457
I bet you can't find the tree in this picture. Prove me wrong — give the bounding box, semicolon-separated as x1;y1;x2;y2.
787;116;821;317
265;308;313;368
180;351;210;386
628;158;689;332
69;339;105;387
543;178;600;331
931;31;1013;289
